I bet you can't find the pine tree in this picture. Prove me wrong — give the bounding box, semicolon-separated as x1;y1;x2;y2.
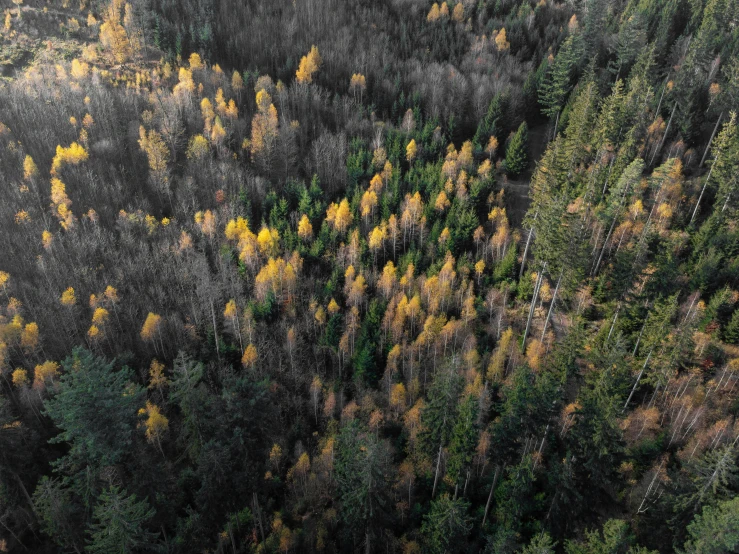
43;349;145;475
504;121;528;177
86;486;157;553
421;494;471;554
539;35;584;120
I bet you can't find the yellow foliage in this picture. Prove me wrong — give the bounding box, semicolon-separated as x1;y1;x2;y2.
99;1;132;63
21;322;39;351
326;198;353;233
390;383;406;410
296;45;322;84
60;287;76;306
257;226;280;256
427;3;440;21
452;2;464;21
349;73;366;94
33;361;60;390
142;401;169;444
360;190;378;219
196;210;216;237
241;343;258;367
327;298;340;315
189;52;204;70
105;286;119;304
475;259;485;277
495;28;510;51
148;359;169;390
525;339;546;371
434;190;450;212
406;138;417;162
224;299;237;319
225;216;250;241
70;59;89;80
186;134;209;160
87;325;101;340
12;368;28;388
51;142;88;175
138;126;169;187
298;214;313;241
232;70;244;92
23;155;38;180
140;312;162;342
92;307;109;326
250;89;279;161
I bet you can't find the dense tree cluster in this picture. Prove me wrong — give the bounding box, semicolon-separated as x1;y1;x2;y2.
0;0;739;552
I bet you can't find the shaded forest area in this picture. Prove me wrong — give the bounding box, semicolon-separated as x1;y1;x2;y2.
1;0;739;552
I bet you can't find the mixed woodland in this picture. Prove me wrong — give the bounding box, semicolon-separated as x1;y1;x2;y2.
1;0;739;551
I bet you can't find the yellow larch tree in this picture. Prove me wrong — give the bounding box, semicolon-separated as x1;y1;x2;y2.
360;190;378;222
297;214;313;241
242;343;258;367
250;89;279;171
33;361;60;391
257;226;280;256
21;322;39;352
295;45;322;84
60;287;76;307
99;0;133;63
148;359;169;399
23;155;38;181
349;73;366;101
406;139;417;162
495;28;510;51
326;198;353;233
140;401;169;454
427;3;440;21
138;126;170;195
434;190;450;212
452;2;464;21
140;312;164;354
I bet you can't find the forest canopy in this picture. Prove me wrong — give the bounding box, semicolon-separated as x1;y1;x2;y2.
1;0;739;552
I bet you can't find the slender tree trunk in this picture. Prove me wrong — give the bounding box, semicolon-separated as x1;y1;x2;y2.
432;443;443;498
481;465;501;527
540;272;562;342
650;102;677;167
522;263;546;349
700;112;723;167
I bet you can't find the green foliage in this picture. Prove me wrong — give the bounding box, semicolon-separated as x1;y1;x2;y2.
44;349;145;475
504;121;529;177
86;486;157;554
335;420;393;549
421;494;472;554
681;497;739;554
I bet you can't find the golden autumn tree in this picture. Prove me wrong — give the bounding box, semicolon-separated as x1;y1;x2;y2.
495;28;510;51
296;45;322;84
250;89;279;173
406;139;417;162
141;312;164;354
139;401;169;454
99;0;133;63
241;343;258;367
297;214;313;241
326;198;353;233
349;73;366;101
138;126;170;196
427;3;440;21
